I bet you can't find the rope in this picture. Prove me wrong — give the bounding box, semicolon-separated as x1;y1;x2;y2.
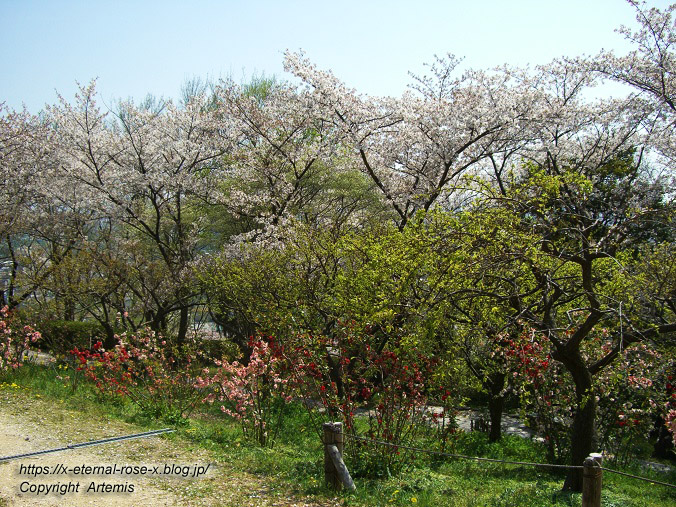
601;467;676;489
338;434;676;488
344;434;583;470
0;428;175;463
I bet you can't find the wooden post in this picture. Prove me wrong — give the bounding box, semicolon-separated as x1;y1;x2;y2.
323;422;345;490
327;445;356;491
582;453;603;507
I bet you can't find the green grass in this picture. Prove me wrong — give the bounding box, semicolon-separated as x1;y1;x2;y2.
2;362;675;507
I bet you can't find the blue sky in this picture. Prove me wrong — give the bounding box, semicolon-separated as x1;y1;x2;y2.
1;0;672;112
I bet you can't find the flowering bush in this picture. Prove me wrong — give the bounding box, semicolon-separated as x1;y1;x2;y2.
0;306;41;372
594;344;670;466
497;327;573;462
70;328;203;422
288;323;455;476
197;336;292;447
666;406;676;446
663;370;676;451
502;325;673;465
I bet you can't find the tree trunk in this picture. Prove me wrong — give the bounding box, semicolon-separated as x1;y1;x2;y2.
63;296;76;321
148;309;168;339
561;355;597;492
651;416;674;459
177;305;189;348
487;372;505;442
102;322;117;350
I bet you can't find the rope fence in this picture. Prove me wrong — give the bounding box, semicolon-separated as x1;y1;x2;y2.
346;432;675;489
600;467;676;490
0;428;175;463
320;423;675;504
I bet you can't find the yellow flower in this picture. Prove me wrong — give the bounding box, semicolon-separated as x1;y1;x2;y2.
411;498;417;503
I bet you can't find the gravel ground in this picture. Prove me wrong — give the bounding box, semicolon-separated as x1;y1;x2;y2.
0;386;338;507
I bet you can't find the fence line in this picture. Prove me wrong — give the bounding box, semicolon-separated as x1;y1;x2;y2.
0;428;175;463
341;433;676;489
600;467;676;489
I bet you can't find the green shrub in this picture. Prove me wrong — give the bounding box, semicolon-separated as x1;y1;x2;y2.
195;337;239;364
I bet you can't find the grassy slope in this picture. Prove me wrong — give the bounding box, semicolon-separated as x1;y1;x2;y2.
2;363;675;507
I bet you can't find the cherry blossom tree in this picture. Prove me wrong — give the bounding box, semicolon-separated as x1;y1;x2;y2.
44;82;226;345
0;104;74;310
211;77;357;244
589;1;675;165
283;51;536;229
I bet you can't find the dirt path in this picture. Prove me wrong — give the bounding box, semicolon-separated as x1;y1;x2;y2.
0;386;335;507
